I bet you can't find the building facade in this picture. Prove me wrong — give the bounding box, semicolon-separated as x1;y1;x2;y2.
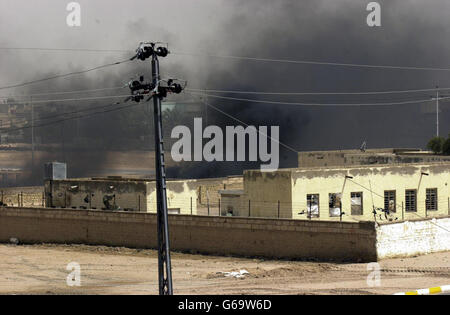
223;162;450;222
44;177;198;214
43;175;244;216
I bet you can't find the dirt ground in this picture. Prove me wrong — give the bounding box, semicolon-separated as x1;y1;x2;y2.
0;244;448;295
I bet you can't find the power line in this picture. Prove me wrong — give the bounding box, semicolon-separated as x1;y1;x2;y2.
2;84;442;101
361;178;450;228
0;94;132;128
173;51;450;72
0;93;132;127
4;100;146;133
0;58;132;91
188;92;448;107
347;178;450;233
13;101;128;127
0;47;131;53
186;86;446;96
4;46;450;72
1;91;184;131
0;94;131;106
0;86;126;99
187;92;299;154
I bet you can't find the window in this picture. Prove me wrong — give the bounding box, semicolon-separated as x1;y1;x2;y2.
426;188;438;211
329;193;342;217
168;208;181;215
405;190;417;212
384;190;396;213
307;194;320;218
351;192;363;215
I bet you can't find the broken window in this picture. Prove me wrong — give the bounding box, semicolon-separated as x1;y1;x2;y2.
307;194;320;218
425;188;438;211
350;192;363;215
329;193;342;217
384;190;396;213
405;189;417;212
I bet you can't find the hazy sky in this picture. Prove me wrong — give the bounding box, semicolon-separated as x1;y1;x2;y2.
1;0;449;166
0;0;231;87
2;1;450;91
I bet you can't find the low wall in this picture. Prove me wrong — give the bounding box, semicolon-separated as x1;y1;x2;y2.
0;207;376;262
2;207;447;261
376;217;450;259
0;186;43;207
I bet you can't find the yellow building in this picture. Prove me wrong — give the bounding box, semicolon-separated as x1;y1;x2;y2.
298;148;450;168
229;162;450;222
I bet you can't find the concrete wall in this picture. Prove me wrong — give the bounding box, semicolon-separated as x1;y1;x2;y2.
376;217;450;259
146;180;198;215
196;176;243;205
243;170;293;218
0;207;377;262
1;207;448;261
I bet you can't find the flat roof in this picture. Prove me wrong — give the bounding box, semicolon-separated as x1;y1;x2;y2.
244;161;450;173
298;148;420;154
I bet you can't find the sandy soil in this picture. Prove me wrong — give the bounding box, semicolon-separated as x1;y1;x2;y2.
0;244;448;295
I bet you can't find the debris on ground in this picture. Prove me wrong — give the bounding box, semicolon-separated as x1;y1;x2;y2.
218;269;249;278
9;238;19;245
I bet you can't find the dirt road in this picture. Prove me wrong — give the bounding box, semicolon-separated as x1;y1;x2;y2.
0;244;448;295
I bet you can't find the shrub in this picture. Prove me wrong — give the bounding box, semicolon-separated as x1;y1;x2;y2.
442;135;450;155
427;137;445;154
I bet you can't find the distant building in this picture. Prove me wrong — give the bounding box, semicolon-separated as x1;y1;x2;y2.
0;168;24;187
298;148;450;168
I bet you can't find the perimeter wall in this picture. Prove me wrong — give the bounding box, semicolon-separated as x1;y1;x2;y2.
0;207;448;261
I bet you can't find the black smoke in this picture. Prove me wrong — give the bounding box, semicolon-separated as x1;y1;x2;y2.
1;0;450;183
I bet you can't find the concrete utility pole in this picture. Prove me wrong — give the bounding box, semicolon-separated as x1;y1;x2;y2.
431;86;441;138
129;42;183;295
436;86;439;138
31;97;34;170
151;47;173;295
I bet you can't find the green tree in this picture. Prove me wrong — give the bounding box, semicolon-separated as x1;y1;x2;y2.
442;134;450;155
427;136;445;154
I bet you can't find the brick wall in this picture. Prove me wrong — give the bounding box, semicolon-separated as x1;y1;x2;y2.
0;206;376;262
376;217;450;259
0;186;43;207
